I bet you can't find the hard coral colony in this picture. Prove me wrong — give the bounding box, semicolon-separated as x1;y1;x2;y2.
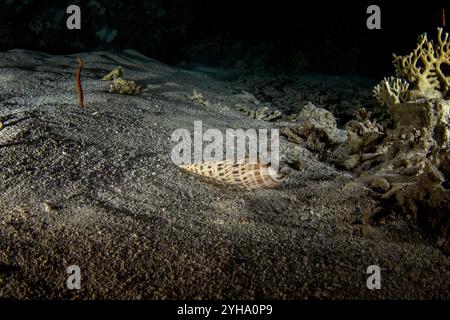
373;28;450;145
370;28;449;250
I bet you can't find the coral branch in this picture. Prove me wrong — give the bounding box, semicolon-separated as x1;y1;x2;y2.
373;77;409;113
392;28;450;99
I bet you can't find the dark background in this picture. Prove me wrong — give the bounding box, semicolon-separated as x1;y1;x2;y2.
0;0;448;78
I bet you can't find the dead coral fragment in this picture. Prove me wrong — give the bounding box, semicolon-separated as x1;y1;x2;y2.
187;89;210;106
236;105;282;121
102;66;123;81
392;28;450;99
109;78;144;95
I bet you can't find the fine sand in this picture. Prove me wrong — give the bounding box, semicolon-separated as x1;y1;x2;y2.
0;49;448;299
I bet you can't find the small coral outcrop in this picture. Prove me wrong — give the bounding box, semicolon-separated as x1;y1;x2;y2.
372;28;450;157
109;78;144;95
101;66;144;95
370;29;450;251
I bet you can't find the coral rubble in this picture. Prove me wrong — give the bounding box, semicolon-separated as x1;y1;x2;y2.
187;89;210;106
280;102;346;153
109;78;144;95
236;105;282;121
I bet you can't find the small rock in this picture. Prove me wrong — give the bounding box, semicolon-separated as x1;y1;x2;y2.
42;201;58;213
343;153;361;170
370;176;391;192
436;237;446;247
361;225;377;238
362;207;373;225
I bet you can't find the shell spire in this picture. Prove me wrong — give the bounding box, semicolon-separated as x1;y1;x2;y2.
179;158;287;190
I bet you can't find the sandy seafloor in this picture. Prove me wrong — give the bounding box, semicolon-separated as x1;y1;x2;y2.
0;49;448;299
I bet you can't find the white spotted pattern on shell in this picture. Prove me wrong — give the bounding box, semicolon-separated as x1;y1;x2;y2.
178;158;286;190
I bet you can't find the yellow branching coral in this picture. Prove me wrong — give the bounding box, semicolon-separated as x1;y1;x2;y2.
373;77;409;113
393;28;450;99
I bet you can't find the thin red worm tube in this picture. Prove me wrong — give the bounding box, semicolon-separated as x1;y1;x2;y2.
75;57;84;109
